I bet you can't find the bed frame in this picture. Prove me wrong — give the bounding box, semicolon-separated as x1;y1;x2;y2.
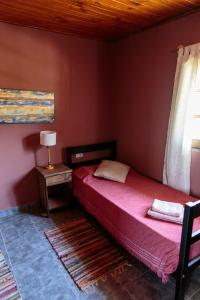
65;141;200;300
65;140;117;168
175;200;200;299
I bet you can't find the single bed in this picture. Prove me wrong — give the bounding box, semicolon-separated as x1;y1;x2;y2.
65;141;200;300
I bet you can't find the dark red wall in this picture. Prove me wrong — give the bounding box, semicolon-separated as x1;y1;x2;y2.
112;11;200;197
0;22;113;210
1;10;200;211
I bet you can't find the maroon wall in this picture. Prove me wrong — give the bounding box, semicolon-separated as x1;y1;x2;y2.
112;11;200;197
1;10;200;211
0;23;113;210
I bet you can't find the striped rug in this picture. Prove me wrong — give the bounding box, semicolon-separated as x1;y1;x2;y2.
0;252;21;300
45;217;128;290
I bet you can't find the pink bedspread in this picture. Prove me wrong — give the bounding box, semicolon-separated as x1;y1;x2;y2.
73;165;200;282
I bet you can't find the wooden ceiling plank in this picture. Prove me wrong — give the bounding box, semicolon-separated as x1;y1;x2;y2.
0;1;157;29
0;6;128;37
47;0;159;22
0;0;199;40
0;0;196;21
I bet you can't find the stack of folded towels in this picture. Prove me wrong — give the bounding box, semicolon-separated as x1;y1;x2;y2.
147;199;184;224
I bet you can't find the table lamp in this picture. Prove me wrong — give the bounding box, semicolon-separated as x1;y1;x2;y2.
40;131;56;170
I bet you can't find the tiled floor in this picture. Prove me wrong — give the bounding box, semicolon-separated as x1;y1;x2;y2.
0;206;199;300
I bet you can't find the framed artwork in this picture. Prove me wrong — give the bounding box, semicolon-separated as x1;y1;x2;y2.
0;88;54;124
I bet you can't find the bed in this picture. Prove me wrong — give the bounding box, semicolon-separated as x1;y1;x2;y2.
65;141;200;300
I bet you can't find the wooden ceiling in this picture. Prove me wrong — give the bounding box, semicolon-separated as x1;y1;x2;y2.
0;1;199;40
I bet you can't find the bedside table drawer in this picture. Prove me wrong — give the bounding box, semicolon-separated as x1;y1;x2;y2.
36;163;72;217
46;173;72;186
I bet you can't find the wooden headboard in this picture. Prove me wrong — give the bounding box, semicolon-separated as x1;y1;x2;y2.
65;141;117;168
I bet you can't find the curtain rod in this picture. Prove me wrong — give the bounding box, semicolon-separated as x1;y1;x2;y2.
177;42;200;50
177;45;184;50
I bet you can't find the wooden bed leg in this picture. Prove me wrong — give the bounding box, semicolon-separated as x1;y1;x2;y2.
175;203;193;300
175;273;186;300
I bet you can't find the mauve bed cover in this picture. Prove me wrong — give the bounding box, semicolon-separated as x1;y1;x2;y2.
73;165;200;282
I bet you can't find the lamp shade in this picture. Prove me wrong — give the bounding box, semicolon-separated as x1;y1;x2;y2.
40;131;56;146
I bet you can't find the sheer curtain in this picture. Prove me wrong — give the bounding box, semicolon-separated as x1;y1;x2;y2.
163;43;200;194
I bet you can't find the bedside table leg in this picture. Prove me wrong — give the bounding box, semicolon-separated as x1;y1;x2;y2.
38;175;49;217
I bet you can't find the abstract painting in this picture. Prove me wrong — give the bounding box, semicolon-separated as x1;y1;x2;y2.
0;88;54;124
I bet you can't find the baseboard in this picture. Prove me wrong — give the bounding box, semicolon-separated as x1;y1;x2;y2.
0;203;40;220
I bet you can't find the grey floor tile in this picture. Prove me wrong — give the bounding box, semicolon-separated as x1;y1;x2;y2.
0;215;35;243
184;266;200;299
0;207;199;300
14;264;42;300
8;240;77;300
190;288;200;300
30;214;55;232
122;270;176;300
0;231;9;262
92;274;134;300
115;260;148;286
29;209;80;236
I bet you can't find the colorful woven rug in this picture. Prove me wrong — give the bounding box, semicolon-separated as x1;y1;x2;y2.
45;217;128;290
0;252;21;300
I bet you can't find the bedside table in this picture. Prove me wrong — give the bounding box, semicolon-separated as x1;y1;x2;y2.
36;163;72;217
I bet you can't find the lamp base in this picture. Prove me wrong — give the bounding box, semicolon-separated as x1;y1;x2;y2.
46;164;55;170
46;147;55;170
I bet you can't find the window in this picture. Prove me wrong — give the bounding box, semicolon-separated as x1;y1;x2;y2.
191;79;200;148
164;43;200;193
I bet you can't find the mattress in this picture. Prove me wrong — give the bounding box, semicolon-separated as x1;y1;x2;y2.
73;165;200;282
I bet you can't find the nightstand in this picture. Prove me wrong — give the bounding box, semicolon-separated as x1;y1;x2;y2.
36;163;72;217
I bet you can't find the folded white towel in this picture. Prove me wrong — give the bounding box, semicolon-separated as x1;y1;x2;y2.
147;209;183;224
152;199;184;217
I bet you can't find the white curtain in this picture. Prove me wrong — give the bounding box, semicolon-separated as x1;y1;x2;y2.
163;43;200;194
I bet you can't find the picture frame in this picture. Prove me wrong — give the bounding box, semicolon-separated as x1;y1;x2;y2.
0;88;54;124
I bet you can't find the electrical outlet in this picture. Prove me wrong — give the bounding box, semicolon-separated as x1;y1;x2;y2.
76;153;84;158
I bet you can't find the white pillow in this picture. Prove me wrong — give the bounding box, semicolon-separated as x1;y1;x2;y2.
93;160;130;183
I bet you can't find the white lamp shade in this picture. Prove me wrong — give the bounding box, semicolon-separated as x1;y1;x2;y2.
40;131;56;146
